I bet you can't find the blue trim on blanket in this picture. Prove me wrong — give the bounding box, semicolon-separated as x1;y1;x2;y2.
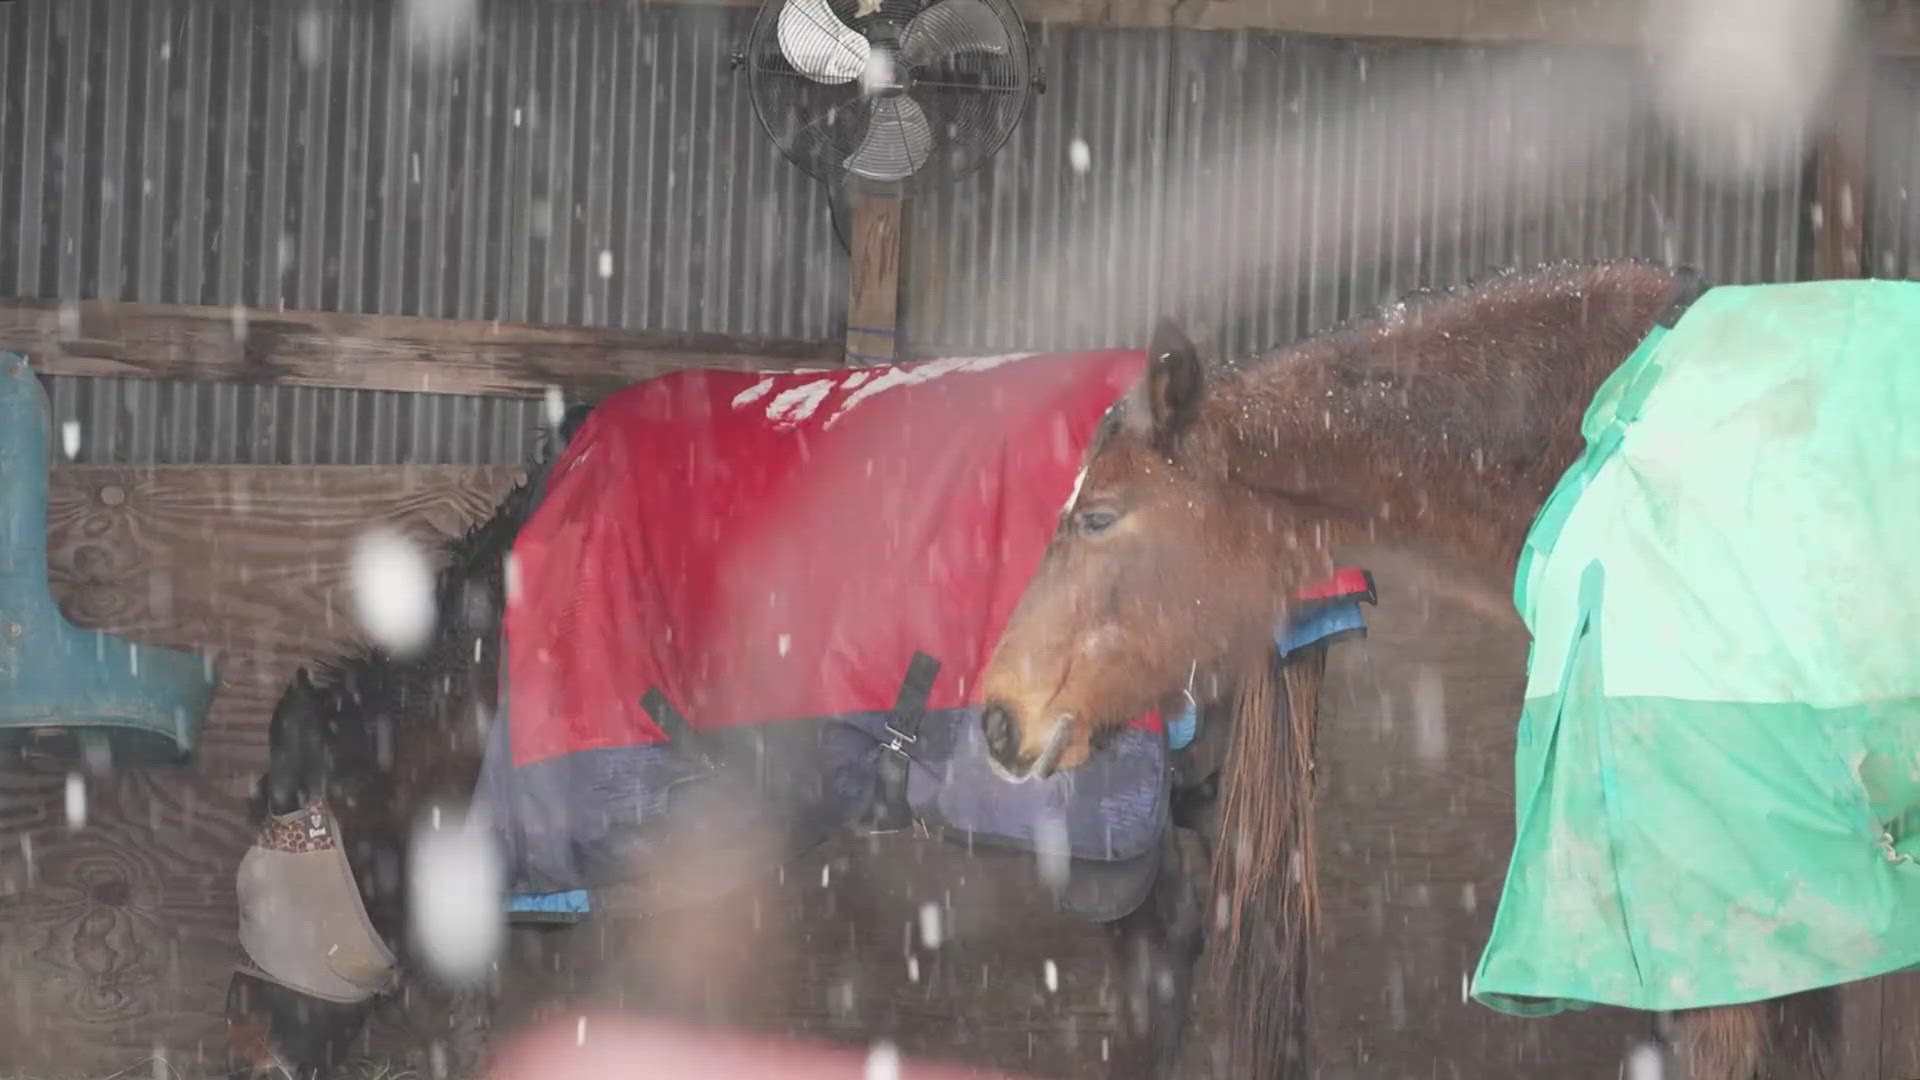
1166;705;1201;751
1166;598;1368;751
506;888;592;915
1279;598;1367;656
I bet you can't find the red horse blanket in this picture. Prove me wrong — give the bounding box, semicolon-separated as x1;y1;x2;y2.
504;349;1152;767
481;348;1376;911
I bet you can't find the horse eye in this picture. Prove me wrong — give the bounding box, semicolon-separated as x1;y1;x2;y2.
1076;509;1119;537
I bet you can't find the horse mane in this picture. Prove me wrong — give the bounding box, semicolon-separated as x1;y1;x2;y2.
303;420;573;702
1210;641;1325;1076
252;414;582;826
1192;257;1691;1075
1218;256;1688;374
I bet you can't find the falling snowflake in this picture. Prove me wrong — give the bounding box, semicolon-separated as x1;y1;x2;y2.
60;420;81;460
1033;814;1070;893
917;901;943;949
1068;138;1092;173
1412;664;1448;764
64;772;86;831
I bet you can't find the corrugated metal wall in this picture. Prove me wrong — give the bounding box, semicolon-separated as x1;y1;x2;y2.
0;0;1880;463
1867;57;1920;279
0;0;844;465
905;28;1811;358
0;0;842;329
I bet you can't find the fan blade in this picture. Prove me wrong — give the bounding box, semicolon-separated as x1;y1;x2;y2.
899;0;1010;69
778;0;872;85
844;96;935;182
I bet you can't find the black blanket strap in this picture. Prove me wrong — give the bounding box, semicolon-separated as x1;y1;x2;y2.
641;687;719;774
861;651;941;834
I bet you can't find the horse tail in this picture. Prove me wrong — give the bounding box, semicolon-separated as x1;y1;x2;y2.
1211;641;1325;1077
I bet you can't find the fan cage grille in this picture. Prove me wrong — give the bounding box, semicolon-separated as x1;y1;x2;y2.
745;0;1034;194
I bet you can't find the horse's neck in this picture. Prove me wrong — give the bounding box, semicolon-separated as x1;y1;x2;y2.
1214;267;1678;576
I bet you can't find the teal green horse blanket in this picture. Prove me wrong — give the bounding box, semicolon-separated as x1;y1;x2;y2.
1471;279;1920;1016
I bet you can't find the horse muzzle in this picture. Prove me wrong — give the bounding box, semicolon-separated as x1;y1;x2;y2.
982;707;1073;783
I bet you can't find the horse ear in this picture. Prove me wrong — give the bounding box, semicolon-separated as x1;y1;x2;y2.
264;669;326;814
1132;317;1204;450
559;402;595;446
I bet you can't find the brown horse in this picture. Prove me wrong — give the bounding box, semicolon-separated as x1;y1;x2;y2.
977;259;1852;1079
229;402;1241;1080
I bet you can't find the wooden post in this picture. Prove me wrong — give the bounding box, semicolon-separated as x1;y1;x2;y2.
845;192;905;366
1812;47;1873;280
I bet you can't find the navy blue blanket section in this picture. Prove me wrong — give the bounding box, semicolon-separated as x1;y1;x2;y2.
480;596;1370;924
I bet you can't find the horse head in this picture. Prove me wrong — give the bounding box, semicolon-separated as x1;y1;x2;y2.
979;318;1332;781
257;665;330;818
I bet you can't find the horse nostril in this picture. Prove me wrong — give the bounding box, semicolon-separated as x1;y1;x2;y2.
983;703;1017;760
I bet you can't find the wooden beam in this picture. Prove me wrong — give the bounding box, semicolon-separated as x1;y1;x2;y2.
1;299;842;399
845;193;905;365
1813;45;1874;280
1017;0;1643;43
647;0;1920;53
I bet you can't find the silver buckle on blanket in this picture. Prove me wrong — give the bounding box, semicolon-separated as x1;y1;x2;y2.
882;722;917;757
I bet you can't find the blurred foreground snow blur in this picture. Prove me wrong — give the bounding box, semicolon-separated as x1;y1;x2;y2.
1642;0;1849;182
404;0;479;59
351;527;437;657
863;1040;901;1080
1625;1039;1666;1080
408;806;505;983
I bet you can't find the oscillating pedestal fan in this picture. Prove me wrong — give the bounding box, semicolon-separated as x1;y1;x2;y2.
738;0;1038;194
